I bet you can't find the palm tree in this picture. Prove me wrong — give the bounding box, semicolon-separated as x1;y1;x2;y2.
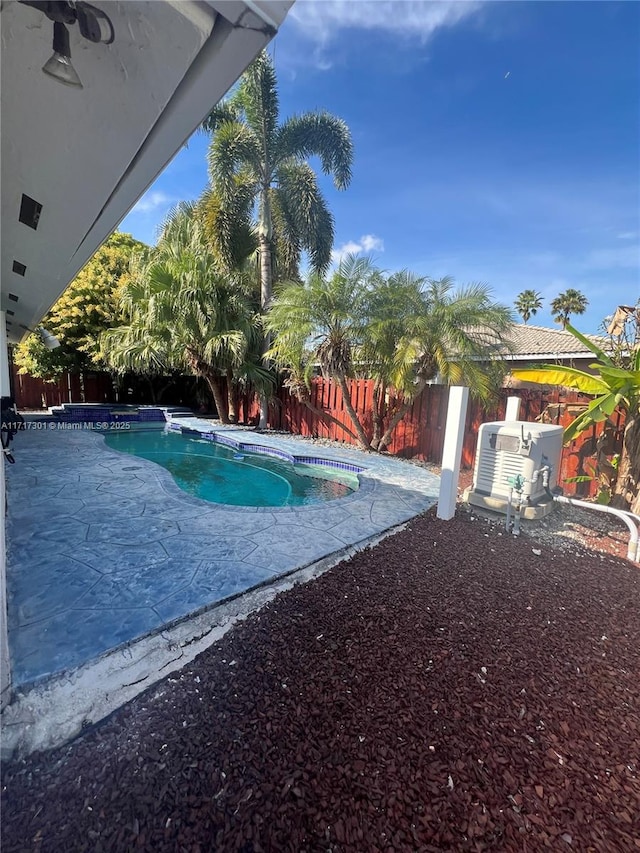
514;289;544;324
551;288;589;328
267;258;514;452
370;277;514;450
266;255;377;450
359;269;426;449
202;50;354;428
102;206;269;422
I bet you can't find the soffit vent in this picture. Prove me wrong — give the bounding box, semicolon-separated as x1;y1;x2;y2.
12;260;27;276
19;194;43;230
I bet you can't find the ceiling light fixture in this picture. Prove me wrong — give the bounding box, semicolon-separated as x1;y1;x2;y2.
18;324;61;349
43;20;83;87
39;327;61;350
20;1;115;88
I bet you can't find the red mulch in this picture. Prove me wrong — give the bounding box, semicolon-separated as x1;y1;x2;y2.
2;510;640;852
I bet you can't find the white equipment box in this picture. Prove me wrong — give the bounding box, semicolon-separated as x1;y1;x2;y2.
465;421;564;516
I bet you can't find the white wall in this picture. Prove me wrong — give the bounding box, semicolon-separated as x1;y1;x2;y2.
1;311;11;707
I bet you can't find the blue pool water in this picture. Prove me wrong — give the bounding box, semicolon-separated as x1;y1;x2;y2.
104;430;358;507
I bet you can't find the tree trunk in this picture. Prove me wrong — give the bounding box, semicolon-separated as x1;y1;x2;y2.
371;380;384;451
203;371;229;424
336;374;371;451
611;415;640;512
377;381;426;452
257;187;274;431
226;368;238;424
257;231;273;431
185;347;229;423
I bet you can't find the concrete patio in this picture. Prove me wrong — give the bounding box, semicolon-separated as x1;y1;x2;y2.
6;422;439;689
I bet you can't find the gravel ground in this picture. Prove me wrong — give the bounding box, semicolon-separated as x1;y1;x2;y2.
2;507;639;853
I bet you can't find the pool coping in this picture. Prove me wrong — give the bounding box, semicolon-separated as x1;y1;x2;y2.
101;423;375;512
98;426;375;513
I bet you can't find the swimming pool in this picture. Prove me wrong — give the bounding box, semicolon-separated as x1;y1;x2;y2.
104;430;359;507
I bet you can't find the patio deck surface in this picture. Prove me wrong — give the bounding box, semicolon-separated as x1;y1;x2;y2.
5;421;439;687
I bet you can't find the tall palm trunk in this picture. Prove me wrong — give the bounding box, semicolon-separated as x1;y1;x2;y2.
257;187;273;430
336;374;371;451
611;415;640;512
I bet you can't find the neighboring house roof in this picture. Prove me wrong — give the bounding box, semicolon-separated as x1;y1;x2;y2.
501;324;606;361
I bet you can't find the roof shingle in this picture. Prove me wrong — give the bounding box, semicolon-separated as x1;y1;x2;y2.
503;324;605;358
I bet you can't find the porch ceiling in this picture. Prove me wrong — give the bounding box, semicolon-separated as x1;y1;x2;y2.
1;0;293;343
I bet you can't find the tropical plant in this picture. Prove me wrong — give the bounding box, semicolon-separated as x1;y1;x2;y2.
550;288;588;328
102;206;269;423
514;289;544;324
267;255;375;448
202;49;354;427
359;269;426;449
14;232;146;380
600;302;640;368
267;257;514;452
366;275;514;450
512;322;640;513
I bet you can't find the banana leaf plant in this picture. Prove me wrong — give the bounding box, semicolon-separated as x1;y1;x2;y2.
511;323;640;512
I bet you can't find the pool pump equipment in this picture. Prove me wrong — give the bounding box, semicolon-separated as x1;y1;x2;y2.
463;421;564;522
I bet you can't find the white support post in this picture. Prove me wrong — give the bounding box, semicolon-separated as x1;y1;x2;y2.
505;395;521;421
437;386;469;521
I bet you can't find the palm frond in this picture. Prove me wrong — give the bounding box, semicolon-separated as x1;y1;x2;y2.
276;113;353;189
199;184;257;270
200;100;241;135
236;51;279;148
275;162;334;273
207;122;262;195
269;188;302;282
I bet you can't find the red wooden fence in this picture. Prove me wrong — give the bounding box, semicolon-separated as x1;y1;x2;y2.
11;366;114;409
239;379;625;499
12;360;624;500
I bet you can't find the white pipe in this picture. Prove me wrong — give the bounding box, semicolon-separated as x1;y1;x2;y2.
553;495;640;563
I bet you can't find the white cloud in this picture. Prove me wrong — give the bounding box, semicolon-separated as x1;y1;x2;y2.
290;0;484;44
131;190;175;214
617;231;637;240
331;233;384;263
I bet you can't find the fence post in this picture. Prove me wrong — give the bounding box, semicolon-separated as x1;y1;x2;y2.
437;386;470;521
505;396;521;421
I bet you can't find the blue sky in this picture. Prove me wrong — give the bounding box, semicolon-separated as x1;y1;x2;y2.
121;0;639;334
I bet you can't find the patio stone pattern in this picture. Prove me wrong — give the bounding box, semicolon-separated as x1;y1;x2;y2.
5;424;439;686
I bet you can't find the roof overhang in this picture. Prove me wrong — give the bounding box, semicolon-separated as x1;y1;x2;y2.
503;352;596;362
1;0;293;343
